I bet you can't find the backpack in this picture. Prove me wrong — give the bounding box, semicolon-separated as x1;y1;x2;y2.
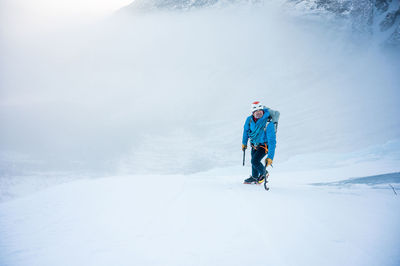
265;107;280;133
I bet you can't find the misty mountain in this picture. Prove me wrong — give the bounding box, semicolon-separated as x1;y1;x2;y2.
1;0;399;179
126;0;259;11
124;0;400;47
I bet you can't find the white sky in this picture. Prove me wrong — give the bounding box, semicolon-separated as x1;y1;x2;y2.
1;0;133;33
5;0;133;17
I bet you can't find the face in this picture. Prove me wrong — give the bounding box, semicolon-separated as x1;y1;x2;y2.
253;110;264;119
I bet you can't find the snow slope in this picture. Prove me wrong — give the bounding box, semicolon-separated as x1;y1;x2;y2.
1;167;399;266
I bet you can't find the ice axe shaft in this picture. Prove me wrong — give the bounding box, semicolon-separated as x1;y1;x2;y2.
242;150;245;166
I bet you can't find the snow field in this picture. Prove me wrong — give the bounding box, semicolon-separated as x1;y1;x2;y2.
1;170;399;266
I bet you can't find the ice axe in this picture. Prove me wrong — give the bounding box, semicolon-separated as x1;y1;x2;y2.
264;163;270;191
242;150;245;166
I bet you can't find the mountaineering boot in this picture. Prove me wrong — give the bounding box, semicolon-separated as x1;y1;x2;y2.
243;175;258;184
257;171;269;184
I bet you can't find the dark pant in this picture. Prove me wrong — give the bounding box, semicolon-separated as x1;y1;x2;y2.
251;146;267;178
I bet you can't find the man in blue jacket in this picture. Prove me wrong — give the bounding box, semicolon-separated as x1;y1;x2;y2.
242;101;277;184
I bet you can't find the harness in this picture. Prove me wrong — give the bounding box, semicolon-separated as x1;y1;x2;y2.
251;143;268;153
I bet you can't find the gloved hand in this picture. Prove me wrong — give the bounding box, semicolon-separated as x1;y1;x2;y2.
242;144;247;151
265;158;273;167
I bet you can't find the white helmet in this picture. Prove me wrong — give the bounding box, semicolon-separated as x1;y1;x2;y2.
251;101;264;113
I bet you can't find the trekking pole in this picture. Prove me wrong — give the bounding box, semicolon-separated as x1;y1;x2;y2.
242;150;245;166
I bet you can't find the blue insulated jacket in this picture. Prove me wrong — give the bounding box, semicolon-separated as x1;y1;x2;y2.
242;109;277;160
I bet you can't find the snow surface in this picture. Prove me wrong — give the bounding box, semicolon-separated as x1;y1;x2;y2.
1;165;400;266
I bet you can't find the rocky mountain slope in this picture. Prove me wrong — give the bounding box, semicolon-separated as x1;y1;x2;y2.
124;0;400;47
290;0;400;47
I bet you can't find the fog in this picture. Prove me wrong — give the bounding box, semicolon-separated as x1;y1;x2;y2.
1;1;400;177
